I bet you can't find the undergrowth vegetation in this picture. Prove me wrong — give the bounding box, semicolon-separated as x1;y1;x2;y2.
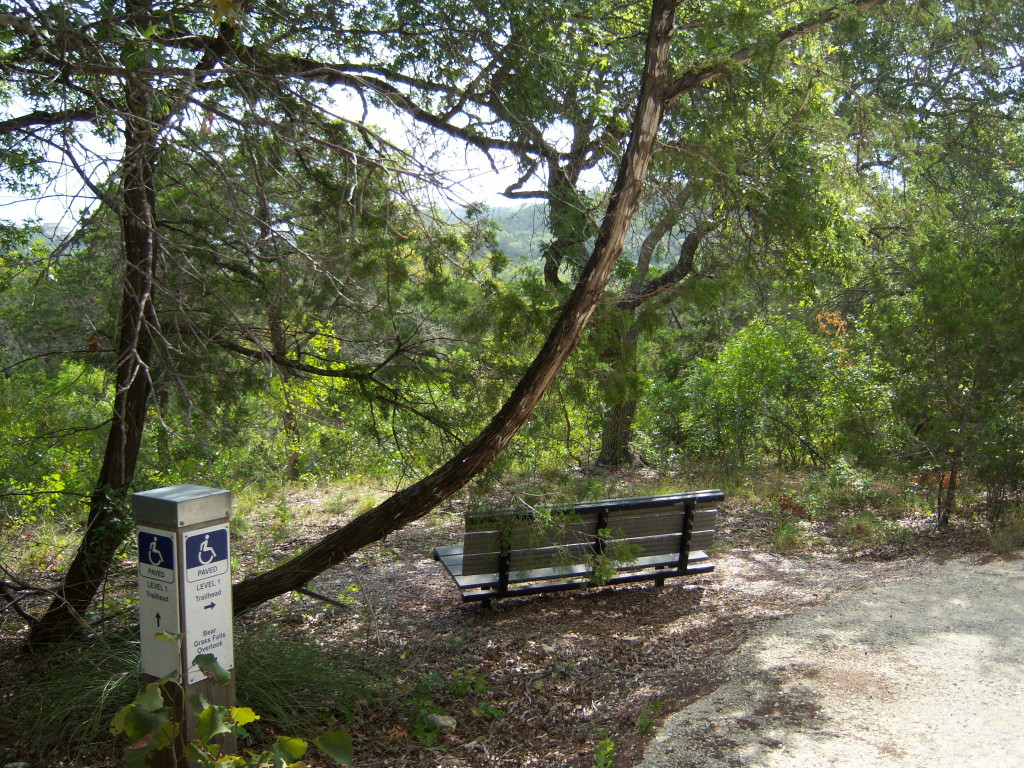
2;0;1023;765
0;460;1016;767
1;628;387;765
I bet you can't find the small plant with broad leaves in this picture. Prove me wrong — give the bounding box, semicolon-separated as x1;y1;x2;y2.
634;700;661;734
110;653;353;767
593;731;615;768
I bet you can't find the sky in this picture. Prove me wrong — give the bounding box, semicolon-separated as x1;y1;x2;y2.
0;93;534;228
0;147;525;227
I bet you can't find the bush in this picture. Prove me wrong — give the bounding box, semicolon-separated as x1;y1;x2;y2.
672;316;893;468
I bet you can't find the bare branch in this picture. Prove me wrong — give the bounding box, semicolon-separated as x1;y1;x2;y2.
1;581;40;626
0;107;99;136
270;57;541;156
619;220;715;311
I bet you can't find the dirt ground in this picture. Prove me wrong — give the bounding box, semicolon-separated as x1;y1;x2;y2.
234;495;991;768
0;494;998;768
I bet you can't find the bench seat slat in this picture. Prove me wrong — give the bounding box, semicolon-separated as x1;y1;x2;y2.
437;545;713;591
462;508;716;555
460;529;715;575
457;563;716;601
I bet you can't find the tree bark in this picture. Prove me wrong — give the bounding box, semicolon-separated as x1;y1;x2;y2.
596;326;643;467
28;71;159;647
596;218;707;466
24;12;244;648
231;0;680;615
936;445;963;529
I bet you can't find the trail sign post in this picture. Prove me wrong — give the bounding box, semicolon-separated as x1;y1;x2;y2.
134;485;236;767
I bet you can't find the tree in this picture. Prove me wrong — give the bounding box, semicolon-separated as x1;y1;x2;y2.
230;0;893;613
591;96;867;466
832;0;1024;524
601;0;1024;473
0;0;891;644
859;184;1024;526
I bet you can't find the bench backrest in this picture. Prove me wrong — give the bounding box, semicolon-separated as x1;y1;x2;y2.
461;490;723;577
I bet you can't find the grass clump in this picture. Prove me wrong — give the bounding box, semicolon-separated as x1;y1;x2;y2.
0;632;141;764
836;510;907;548
988;509;1024;553
235;627;390;731
1;628;390;766
769;512;808;553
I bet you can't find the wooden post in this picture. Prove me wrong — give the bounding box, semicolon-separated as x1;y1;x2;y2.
134;485;236;767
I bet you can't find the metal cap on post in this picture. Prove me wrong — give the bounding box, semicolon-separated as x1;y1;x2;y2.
134;484;236;767
134;484;232;529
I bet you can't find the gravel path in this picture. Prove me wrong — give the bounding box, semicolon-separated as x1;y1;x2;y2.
635;555;1024;768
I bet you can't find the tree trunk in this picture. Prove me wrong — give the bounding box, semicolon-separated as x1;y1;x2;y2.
597;395;641;466
936;447;962;529
268;302;301;482
231;0;680;615
596;213;706;467
596;325;642;467
28;72;159;647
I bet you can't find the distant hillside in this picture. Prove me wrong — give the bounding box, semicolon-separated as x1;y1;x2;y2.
486;204;549;262
453;201;650;269
40;223;71;246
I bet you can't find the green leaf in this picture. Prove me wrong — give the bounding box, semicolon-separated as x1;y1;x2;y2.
123;704;171;743
185;743;210;765
125;748;152;768
230;706;260;726
189;692;212;714
273;736;308;762
111;702;132;735
135;681;167;712
193;653;231;684
314;729;354;766
196;703;233;742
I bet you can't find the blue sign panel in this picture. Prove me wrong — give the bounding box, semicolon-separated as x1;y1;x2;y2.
139;531;174;569
185;527;228;570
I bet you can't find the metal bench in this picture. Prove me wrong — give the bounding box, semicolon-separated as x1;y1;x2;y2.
432;490;724;602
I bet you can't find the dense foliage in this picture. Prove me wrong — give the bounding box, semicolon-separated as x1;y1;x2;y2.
1;0;1023;646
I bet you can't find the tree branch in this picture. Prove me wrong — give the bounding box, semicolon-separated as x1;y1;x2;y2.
212;337;458;437
0;107;99;136
258;55;541;156
664;0;889;105
619;220;714;311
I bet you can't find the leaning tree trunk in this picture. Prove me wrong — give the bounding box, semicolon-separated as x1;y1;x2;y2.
28;72;159;647
231;0;680;615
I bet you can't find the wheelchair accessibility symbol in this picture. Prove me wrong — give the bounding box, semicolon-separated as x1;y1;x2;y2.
185;526;229;582
148;537;166;567
197;535;216;565
138;531;174;583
